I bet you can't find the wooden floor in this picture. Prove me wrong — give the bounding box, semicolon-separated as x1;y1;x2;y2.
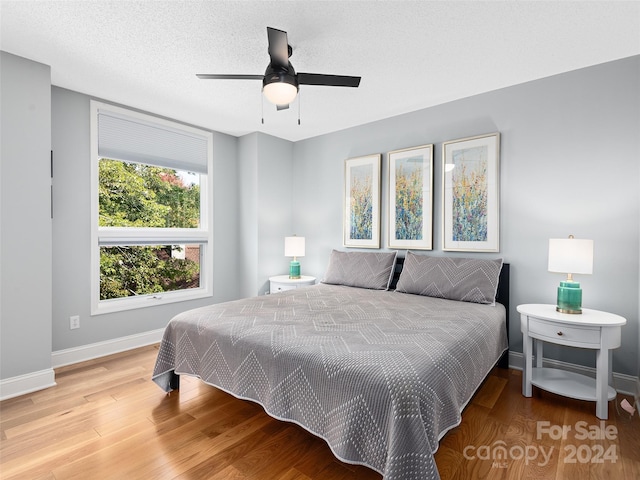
1;345;638;480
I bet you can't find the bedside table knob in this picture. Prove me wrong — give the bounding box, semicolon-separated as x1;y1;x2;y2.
557;331;563;336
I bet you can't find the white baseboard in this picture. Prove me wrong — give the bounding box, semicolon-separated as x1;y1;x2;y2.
0;368;56;401
1;329;165;401
51;328;165;369
508;351;638;397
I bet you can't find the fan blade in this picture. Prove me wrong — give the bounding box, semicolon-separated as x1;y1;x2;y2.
196;74;263;80
267;27;290;69
298;73;361;87
276;104;289;111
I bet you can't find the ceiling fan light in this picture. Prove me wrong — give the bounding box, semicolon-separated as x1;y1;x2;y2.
263;81;298;105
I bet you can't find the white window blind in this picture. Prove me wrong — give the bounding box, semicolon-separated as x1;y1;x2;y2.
97;109;209;174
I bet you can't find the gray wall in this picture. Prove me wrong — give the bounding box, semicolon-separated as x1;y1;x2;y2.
237;132;294;297
292;56;640;377
237;133;259;299
256;133;295;292
51;87;241;351
0;52;53;378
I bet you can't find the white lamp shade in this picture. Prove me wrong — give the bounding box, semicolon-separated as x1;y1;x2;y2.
284;236;305;257
548;238;593;274
263;82;298;105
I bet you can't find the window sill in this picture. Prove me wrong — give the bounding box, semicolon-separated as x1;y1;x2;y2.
91;287;212;315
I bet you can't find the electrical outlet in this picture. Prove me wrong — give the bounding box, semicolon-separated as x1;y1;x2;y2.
70;315;80;330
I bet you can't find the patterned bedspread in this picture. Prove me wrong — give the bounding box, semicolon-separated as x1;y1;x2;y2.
152;283;507;480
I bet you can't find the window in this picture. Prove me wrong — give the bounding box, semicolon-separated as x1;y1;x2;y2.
90;101;213;314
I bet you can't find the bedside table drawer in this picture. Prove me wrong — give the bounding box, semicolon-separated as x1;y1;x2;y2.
529;318;600;346
269;275;316;294
271;283;297;293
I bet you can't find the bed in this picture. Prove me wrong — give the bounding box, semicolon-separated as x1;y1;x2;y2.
152;251;510;480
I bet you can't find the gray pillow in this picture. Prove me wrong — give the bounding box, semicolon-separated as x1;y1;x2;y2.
396;252;503;304
322;250;398;290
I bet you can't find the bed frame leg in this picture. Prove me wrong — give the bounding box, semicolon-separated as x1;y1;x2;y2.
169;372;180;390
498;350;509;369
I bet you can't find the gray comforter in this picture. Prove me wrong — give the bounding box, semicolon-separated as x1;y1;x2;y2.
152;283;507;480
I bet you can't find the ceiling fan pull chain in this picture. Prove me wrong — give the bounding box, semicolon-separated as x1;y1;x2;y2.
261;91;265;124
298;91;301;125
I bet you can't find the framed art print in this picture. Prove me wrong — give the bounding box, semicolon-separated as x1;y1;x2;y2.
387;144;433;250
344;154;381;248
442;133;500;252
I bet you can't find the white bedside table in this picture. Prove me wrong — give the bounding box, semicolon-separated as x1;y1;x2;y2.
518;304;626;419
269;275;316;294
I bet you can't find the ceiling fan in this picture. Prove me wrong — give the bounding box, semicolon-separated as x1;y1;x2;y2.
197;27;361;111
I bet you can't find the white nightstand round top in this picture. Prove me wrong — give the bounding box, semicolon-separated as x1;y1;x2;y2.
517;304;626;327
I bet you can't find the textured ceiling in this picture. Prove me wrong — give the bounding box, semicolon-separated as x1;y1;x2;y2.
1;1;639;142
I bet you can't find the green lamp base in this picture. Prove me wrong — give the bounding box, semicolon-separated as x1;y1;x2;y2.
289;260;301;279
556;281;582;314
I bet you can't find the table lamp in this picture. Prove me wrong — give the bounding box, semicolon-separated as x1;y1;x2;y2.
285;236;305;279
548;235;593;314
